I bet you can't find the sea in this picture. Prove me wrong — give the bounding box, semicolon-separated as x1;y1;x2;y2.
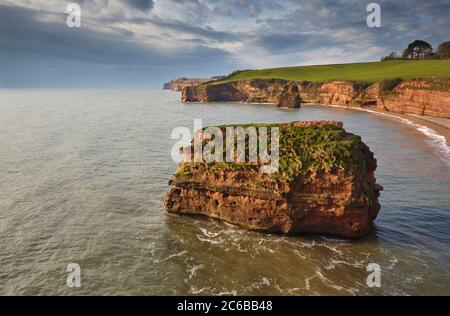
0;89;449;295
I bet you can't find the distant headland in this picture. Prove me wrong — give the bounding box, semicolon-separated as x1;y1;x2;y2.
163;76;226;91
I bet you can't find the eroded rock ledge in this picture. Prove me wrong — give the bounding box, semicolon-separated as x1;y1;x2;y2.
181;78;450;118
165;121;383;238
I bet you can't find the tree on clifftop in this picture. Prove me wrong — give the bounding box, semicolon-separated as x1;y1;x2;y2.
402;40;433;59
381;52;400;61
436;41;450;59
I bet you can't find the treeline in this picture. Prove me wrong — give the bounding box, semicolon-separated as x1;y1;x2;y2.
227;69;254;77
382;40;450;61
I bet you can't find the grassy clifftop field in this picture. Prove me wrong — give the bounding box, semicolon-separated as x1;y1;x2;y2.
216;60;450;84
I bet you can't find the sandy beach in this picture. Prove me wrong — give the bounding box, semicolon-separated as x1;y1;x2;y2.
406;114;450;144
310;104;450;147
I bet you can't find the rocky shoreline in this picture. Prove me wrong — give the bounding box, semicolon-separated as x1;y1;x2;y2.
181;78;450;119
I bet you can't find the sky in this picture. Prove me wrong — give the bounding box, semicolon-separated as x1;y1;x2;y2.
0;0;449;88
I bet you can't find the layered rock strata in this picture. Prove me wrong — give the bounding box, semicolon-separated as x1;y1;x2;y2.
165;121;382;238
181;78;450;118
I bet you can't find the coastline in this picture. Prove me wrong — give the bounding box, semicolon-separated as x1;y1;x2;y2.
406;114;450;130
2;88;450;295
179;78;450;163
304;103;450;147
405;114;450;145
177;86;450;147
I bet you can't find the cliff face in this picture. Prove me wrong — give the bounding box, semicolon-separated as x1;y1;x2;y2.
181;78;450;118
380;79;450;118
165;121;382;238
182;79;301;108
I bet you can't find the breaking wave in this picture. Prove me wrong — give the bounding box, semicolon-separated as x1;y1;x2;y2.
330;105;450;167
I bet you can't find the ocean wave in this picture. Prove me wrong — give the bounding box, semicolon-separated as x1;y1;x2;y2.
196;235;223;245
186;264;204;280
356;107;450;166
199;227;222;238
312;268;360;295
153;250;188;263
324;105;450;166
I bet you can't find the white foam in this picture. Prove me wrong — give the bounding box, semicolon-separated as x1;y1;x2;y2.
196;235;223;245
154;250;188;263
187;264;204;280
189;286;207;295
330;259;365;269
199;227;222;238
387;256;399;270
320;243;344;255
215;290;238;296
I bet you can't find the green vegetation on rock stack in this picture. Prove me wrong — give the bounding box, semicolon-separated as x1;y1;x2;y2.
215;60;450;84
278;123;366;182
177;121;369;186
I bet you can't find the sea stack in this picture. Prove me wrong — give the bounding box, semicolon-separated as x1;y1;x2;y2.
164;121;382;238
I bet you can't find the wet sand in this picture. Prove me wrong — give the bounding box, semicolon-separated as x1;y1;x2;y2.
311;104;450;146
406;114;450;145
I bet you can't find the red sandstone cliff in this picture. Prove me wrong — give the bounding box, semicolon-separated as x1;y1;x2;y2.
380;79;450;118
181;79;301;108
181;78;450;118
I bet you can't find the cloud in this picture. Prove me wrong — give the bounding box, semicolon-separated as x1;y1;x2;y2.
0;0;449;87
0;3;235;87
125;0;154;11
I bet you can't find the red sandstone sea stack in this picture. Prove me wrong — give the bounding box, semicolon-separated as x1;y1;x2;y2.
165;121;383;238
